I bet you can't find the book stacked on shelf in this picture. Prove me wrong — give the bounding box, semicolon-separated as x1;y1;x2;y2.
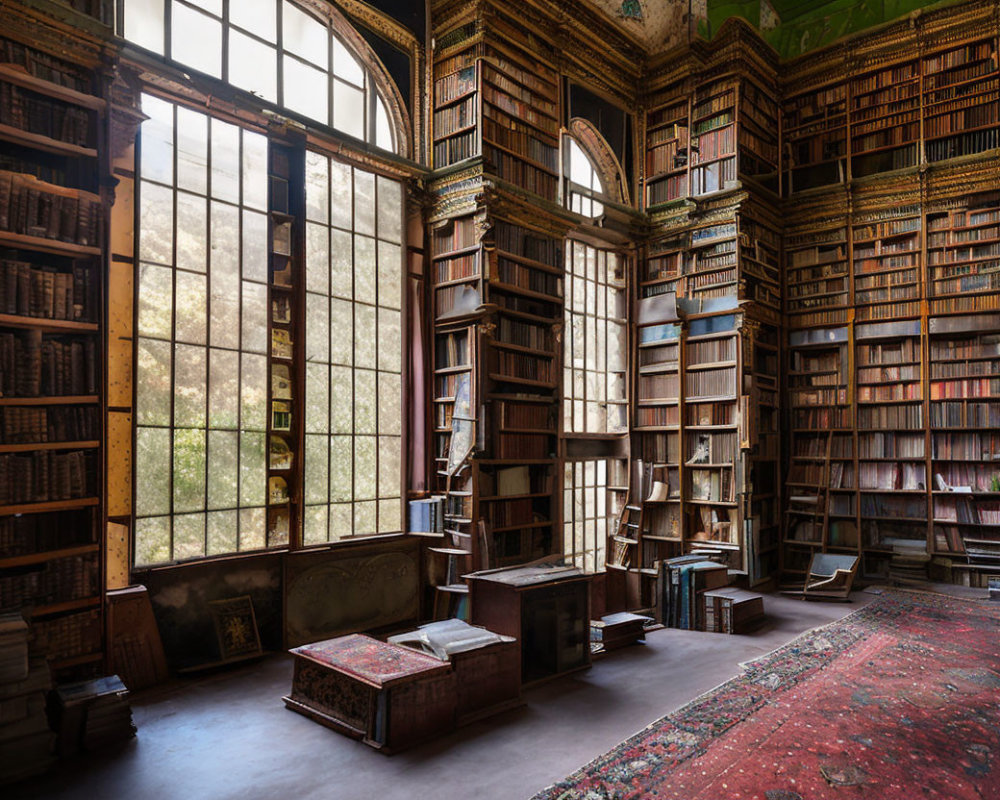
0;171;101;247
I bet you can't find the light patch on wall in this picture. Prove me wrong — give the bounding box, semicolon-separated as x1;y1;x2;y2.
760;0;779;31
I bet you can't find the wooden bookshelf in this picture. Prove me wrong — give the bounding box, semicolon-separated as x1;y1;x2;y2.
0;21;106;680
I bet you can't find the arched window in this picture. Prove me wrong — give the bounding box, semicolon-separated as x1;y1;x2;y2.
120;0;404;152
564;137;605;217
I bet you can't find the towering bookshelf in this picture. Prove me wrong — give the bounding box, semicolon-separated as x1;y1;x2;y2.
928;313;1000;587
783;197;850;329
0;22;108;679
431;7;560;202
782;78;847;193
851;202;922;323
644;94;690;207
926;191;1000;317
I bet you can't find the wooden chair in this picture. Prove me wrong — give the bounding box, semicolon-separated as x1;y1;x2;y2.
801;553;859;601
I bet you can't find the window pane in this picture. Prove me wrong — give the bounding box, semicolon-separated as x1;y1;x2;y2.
210;217;240;349
136;427;171;515
171;2;223;78
126;0;166;55
242;133;270;212
329;297;353;365
376;177;402;244
139;182;174;265
283;56;328;122
330;503;352;540
140;95;173;184
330;367;353;432
331;230;353;298
242;210;269;283
354;235;376;305
375;97;393;152
135;516;171;567
333;80;365;140
353;169;376;236
305;363;329;434
207;430;239;508
377;241;401;310
354;370;376;433
207;510;238;554
306;223;330;295
305;293;329;363
229;31;278;104
330;160;352;229
332;36;364;87
210;120;241;203
240;353;268;431
354;304;376;369
378;372;401;436
176;191;208;273
354;436;376;499
174;344;207;426
230;0;276;41
138;263;173;339
239;432;266;506
241;281;268;355
330;436;352;501
378;436;400;498
303;504;329;545
305;152;329;223
176;106;208;194
208;349;239;428
239;506;266;551
377;308;400;373
304;434;329;504
136;338;172;426
173;427;206;512
174;514;205;560
282;1;328;67
175;271;207;344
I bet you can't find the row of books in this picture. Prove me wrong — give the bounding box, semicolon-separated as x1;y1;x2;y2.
408;496;444;534
646;174;686;205
0;38;91;92
687;402;734;426
925;104;998;138
482;47;557;99
923;41;995;75
933;432;1000;460
694;126;734;162
0;260;93;321
495;350;553;383
856;300;921;320
433;216;477;256
857;384;921;402
433;96;477;137
433;132;478;166
434;66;477;106
639;432;681;464
857;403;923;429
495;431;549;459
482;116;557;169
637;373;679;400
692;90;735;121
852;63;917;95
0;331;98;397
858;461;926;491
931;401;1000;428
931;378;1000;399
0;405;99;444
496;397;553;430
934;464;1000;492
0;171;101;247
929;293;1000;314
686;431;737;465
860;494;927;519
0;554;98;608
481;64;557;118
791;407;851;429
0;508;94;557
857;432;924;458
0;448;94;503
635;406;679;427
496;317;552;352
928;243;1000;267
689;467;735;502
484;145;557;198
690;157;736;196
494;220;561;267
927;129;999;161
853;82;918;111
935;497;1000;524
495;256;562;297
684;367;735;399
687;337;736;364
481;86;559;136
434;253;477;284
638;341;678;366
31;607;102;661
0;82;91;148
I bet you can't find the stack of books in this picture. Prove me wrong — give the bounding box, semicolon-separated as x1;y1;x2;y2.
703;588;765;634
657;554;731;630
0;613;55;784
590;612;652;653
889;540;931;585
50;674;135;757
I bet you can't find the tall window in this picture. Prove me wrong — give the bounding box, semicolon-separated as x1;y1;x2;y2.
564;137;605;217
301;152;403;543
120;0;396;151
134;95;272;565
563;241;628;434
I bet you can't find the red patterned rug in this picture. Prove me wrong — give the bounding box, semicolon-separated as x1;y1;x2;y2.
533;589;1000;800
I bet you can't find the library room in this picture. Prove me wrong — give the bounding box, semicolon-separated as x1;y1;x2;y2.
1;0;999;797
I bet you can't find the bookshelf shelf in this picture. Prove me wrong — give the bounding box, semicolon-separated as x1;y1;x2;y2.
0;542;98;568
0;313;98;332
0;64;105;111
0;122;98;158
0;230;101;258
0;497;99;515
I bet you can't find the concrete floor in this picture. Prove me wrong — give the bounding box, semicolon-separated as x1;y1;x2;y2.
12;593;875;800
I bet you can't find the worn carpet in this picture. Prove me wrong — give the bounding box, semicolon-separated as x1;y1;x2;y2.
533;589;1000;800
